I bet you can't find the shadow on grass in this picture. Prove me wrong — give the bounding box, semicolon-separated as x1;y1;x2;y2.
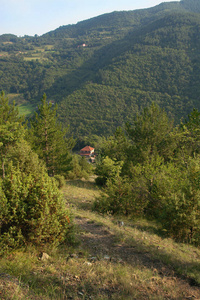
131;222;162;236
129;220;171;242
120;225;200;287
66;179;99;191
76;214;200;288
64;180;200;288
144;242;200;287
72;199;93;211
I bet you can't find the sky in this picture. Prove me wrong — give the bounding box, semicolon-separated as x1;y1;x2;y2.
1;0;180;37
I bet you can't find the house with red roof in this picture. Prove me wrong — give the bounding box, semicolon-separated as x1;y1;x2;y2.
80;146;95;158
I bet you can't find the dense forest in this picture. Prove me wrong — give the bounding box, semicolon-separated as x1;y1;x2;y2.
0;0;200;138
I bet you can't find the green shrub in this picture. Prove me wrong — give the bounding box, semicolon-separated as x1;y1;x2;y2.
54;174;66;189
95;156;123;186
67;155;93;180
6;139;45;177
94;154;200;244
157;157;200;243
94;175;148;216
0;164;72;254
95;175;106;186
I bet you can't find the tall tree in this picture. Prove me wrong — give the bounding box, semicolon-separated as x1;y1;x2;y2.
183;108;200;156
29;94;74;176
0;91;24;178
126;103;174;164
99;127;130;162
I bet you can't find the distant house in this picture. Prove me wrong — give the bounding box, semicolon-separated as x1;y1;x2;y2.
77;43;87;48
80;146;95;159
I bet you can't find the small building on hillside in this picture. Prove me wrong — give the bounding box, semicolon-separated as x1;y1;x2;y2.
80;145;95;158
80;146;96;162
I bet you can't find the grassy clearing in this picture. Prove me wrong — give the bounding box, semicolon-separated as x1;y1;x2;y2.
18;102;36;116
0;178;200;299
23;55;48;62
23;52;45;61
23;45;54;61
6;94;36;117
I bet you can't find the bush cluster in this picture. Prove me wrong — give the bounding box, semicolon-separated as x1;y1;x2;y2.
0;165;72;254
0;92;74;254
94;104;200;244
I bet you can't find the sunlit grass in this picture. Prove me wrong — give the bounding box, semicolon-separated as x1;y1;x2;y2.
18;103;36;116
1;179;200;299
1;244;199;299
63;178;200;285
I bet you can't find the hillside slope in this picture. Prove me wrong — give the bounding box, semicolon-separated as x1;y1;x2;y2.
1;179;200;299
1;0;200;136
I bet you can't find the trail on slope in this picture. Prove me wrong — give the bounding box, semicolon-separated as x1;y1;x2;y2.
64;179;200;299
75;215;200;299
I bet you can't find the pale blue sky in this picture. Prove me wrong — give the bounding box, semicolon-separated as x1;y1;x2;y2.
1;0;180;37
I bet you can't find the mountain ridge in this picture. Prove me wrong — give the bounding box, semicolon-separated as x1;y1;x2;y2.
1;0;200;136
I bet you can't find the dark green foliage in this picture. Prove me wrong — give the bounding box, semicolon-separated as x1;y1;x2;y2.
0;91;21;124
181;108;200;156
98;127;130;163
1;2;200;136
0;164;72;254
155;157;200;243
6;139;45;176
0;93;74;254
50;8;200;136
126;103;174;164
67;155;93;180
54;174;66;189
0;91;25;178
29;94;74;177
95;156;123;186
94;173;148;216
181;0;200;13
94;104;200;245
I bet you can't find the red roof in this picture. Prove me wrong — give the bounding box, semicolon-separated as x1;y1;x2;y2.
80;146;94;152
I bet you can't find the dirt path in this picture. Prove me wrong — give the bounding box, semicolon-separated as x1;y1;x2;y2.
75;216;200;299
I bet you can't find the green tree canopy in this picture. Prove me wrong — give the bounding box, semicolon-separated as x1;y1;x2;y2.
29;94;75;176
0;91;24;178
126;103;174;164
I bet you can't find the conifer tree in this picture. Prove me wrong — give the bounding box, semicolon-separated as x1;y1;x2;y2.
126;103;174;164
29;94;74;176
0;91;20;124
183;108;200;156
0;91;24;178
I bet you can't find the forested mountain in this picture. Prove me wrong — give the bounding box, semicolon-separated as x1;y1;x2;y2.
1;0;200;137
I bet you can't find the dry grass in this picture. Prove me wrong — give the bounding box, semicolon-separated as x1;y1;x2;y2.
1;178;200;299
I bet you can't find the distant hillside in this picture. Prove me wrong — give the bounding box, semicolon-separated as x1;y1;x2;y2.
1;0;200;136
